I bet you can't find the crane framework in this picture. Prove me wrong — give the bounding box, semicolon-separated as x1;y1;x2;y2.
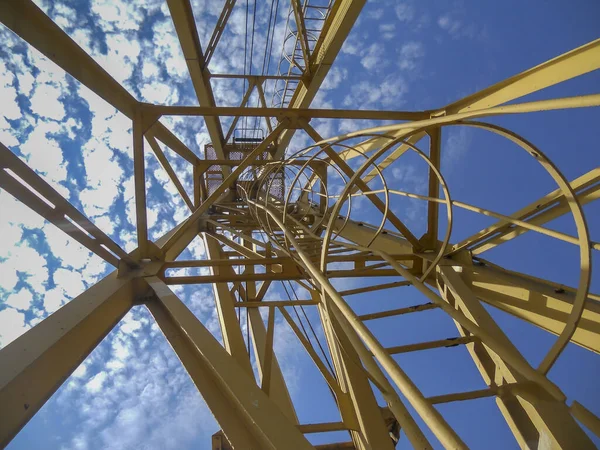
1;0;600;449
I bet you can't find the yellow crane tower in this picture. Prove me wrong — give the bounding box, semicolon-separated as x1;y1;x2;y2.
1;0;599;449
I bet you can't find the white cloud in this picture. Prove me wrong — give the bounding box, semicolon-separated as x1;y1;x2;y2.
396;4;415;22
0;61;22;120
0;241;48;293
0;308;30;348
43;287;66;315
437;15;484;40
379;23;396;40
54;268;86;298
5;288;34;311
30;83;66;120
94;214;116;235
85;371;108;393
43;224;92;270
342;76;408;109
443;127;472;170
321;67;348;91
19;121;69;198
398;41;425;71
360;43;386;71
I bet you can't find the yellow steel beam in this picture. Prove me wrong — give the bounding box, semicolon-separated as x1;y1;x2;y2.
0;142;136;267
304;122;421;248
442;38;600;114
427;388;498;405
0;0;200;169
452;167;600;255
0;0;136;117
438;264;596;449
163;268;401;284
297;422;347;434
133;110;149;256
147;123;200;165
141;103;429;121
336;188;600;354
160;122;287;255
166;0;225;158
203;0;236;68
327;301;433;449
278;306;344;402
336;38;600;170
274;0;367;158
204;235;253;375
358;303;437;321
460;261;600;354
291;0;313;75
423;128;441;249
0;273;139;447
386;335;477;355
255;81;274;133
247;307;298;422
237;300;318;307
146;134;194;211
571;401;600;439
254;200;467;449
145;277;313;450
338;280;412;296
320;312;396;450
224;80;257;143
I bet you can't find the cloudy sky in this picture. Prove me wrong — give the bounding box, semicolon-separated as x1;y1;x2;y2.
1;0;600;448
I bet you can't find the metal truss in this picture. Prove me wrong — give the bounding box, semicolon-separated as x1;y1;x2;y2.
1;0;600;448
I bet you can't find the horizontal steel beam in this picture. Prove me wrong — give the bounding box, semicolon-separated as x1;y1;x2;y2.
164;268;401;284
141;104;429;121
358;302;438;321
386;336;476;355
236;300;318;308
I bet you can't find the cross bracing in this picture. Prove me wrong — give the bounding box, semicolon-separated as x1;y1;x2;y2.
0;0;599;448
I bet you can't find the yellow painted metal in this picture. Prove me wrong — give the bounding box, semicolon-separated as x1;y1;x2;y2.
254;200;467;449
247;306;299;423
161;122;287;255
145;277;313;449
571;401;600;438
146;135;195;210
203;0;236;68
460;262;600;354
275;0;367;158
204;235;254;375
455;167;600;255
438;262;596;449
141;103;429;121
133;109;149;256
0;1;598;447
306;302;397;450
0;142;136;268
442;38;600;114
166;0;226;158
0;273;139;447
424;128;441;248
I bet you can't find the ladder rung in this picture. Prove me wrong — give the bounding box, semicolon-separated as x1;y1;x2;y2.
428;387;498;405
359;302;438;321
386;335;477;355
297;421;346;433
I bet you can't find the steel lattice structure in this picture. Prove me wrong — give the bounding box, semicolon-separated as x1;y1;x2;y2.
1;1;600;449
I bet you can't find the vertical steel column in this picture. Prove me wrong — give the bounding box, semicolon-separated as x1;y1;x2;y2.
204;234;254;375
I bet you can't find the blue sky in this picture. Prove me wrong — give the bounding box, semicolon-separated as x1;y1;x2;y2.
0;0;599;448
